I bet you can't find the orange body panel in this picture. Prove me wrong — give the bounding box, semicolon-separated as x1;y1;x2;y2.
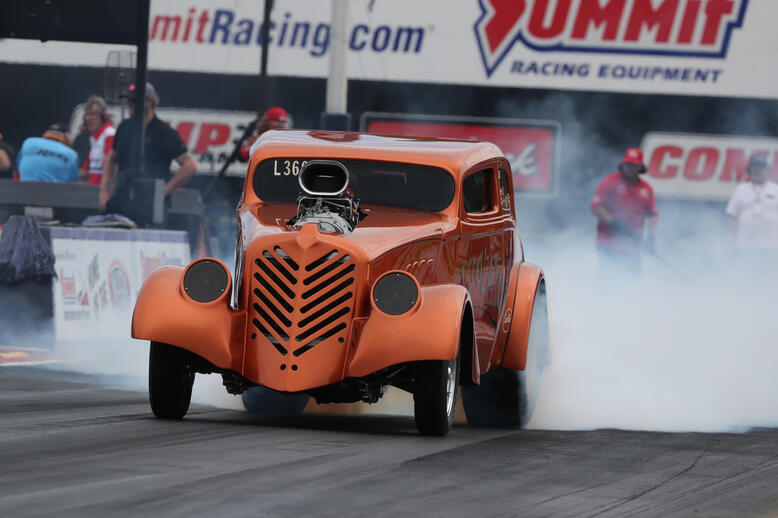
132;131;540;394
131;265;246;372
348;284;469;378
501;263;544;371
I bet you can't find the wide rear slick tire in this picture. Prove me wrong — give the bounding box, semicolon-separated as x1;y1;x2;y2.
412;354;460;437
149;342;195;419
462;283;548;429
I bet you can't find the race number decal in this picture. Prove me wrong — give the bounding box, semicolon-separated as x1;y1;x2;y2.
273;159;308;176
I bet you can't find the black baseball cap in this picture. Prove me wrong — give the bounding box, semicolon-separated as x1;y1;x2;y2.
122;82;158;101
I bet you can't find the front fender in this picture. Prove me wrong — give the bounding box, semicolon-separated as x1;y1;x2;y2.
347;284;470;378
501;263;544;371
131;265;246;372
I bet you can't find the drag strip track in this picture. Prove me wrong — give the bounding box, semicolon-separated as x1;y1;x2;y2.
1;368;777;517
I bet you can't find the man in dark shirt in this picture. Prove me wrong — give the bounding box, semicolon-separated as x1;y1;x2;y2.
99;82;196;224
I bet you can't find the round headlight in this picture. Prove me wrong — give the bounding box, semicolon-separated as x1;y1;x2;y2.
183;259;229;303
372;272;419;315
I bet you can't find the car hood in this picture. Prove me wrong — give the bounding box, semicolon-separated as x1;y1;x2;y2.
244;204;456;261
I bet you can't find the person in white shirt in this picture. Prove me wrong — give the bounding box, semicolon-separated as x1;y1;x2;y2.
725;155;778;250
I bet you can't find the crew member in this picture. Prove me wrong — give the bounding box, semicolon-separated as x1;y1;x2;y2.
100;82;197;224
80;95;115;185
725;155;778;252
590;147;658;277
17;123;79;183
238;106;291;161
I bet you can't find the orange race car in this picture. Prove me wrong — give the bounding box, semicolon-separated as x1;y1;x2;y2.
132;130;548;436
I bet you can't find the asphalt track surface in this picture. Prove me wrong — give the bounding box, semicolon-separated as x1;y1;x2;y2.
2;367;778;517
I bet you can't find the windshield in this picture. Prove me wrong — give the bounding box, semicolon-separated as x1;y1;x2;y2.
253;158;455;212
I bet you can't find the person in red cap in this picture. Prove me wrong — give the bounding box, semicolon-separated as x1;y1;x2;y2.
590;147;658;277
238;106;291;162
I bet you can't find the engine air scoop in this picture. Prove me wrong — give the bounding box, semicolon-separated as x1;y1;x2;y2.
299;160;349;197
289;160;365;233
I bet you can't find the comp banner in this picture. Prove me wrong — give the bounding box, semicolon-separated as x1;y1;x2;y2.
641;132;778;201
362;113;561;197
1;0;776;99
50;228;190;341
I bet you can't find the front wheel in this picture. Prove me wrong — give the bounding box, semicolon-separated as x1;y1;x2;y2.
148;342;195;419
412;351;460;436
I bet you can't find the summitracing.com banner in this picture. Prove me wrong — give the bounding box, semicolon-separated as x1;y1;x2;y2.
2;0;776;99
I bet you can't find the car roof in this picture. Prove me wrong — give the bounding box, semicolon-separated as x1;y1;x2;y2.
251;130;506;178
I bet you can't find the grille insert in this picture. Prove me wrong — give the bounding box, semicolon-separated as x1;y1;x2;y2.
255;259;295;299
302;264;355;299
296;306;350;342
301;278;355;314
253;273;294;312
254;289;291;326
263;250;297;284
293;323;348;357
306;250;338;272
298;292;353;328
252;318;288;355
274;246;299;271
251;244;356;359
253;303;289;341
303;255;350;285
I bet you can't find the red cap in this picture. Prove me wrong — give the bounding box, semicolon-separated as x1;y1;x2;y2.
265;106;289;124
622;147;644;165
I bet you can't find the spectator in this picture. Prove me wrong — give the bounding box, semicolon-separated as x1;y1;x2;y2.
238;106;291;161
0;132;16;179
100;82;197;224
79;95;115;185
590;147;658;278
71;116;92;175
725;155;778;251
17;123;78;183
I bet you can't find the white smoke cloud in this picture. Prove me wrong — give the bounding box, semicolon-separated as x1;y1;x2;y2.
527;222;778;432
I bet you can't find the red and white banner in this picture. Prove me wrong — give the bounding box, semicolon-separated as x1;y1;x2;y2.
362;113;560;197
641;132;778;201
70;105;256;177
4;0;777;99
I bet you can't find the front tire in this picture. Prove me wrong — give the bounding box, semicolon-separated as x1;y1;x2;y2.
462;283;548;428
149;342;195;419
412;350;460;436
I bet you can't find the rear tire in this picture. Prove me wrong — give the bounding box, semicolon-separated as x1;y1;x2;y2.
412;348;460;436
241;386;310;416
149;342;195;419
462;283;548;428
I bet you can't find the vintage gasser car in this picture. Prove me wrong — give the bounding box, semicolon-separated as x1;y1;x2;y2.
132;130;548;436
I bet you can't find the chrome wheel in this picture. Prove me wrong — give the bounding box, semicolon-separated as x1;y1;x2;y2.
445;360;457;417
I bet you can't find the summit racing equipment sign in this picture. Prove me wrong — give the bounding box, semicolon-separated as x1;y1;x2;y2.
475;0;749;76
641;132;778;201
362;113;560;197
2;0;776;99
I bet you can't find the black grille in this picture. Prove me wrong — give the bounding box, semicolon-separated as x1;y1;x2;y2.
251;244;356;358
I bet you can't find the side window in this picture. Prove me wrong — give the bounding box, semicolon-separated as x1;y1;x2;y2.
498;167;511;212
463;168;494;213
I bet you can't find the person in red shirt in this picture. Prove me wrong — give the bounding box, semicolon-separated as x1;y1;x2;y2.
238;106;291;162
590;147;658;277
